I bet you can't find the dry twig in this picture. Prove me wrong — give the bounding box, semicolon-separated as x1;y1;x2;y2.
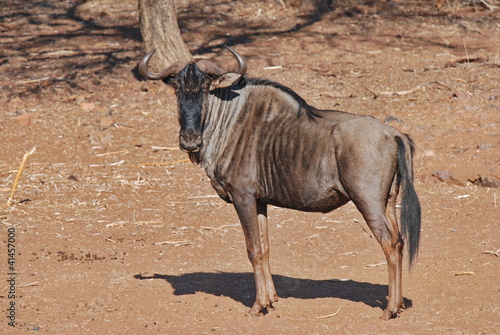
96;150;128;157
154;240;191;247
19;282;39;288
365;261;387;268
482;249;500;257
105;221;128;228
478;0;498;11
317;307;341;319
15;77;50;85
454;271;475;276
4;147;37;209
201;223;239;231
263;65;283;71
151;146;180;151
365;81;452;99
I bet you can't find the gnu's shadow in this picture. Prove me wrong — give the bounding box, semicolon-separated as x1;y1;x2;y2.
134;272;412;311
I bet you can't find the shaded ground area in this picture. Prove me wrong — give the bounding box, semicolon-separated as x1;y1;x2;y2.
1;0;499;333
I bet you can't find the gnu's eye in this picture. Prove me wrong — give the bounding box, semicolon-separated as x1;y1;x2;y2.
167;78;180;89
201;82;210;91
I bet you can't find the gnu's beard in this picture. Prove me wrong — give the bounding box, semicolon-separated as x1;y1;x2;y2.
188;151;200;165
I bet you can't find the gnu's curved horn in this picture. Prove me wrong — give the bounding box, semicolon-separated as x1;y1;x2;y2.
139;49;187;80
224;46;247;76
196;60;225;76
196;47;247;77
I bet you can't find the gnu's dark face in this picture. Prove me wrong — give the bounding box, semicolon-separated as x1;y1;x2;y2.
168;64;211;153
138;46;246;154
167;65;243;153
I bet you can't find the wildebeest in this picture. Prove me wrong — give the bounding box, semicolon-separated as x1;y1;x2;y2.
139;46;421;320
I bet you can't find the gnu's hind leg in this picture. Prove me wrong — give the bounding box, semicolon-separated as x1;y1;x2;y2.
351;197;405;320
385;192;405;315
337;138;406;319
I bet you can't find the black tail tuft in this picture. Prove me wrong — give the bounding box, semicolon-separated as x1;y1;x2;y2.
395;136;421;267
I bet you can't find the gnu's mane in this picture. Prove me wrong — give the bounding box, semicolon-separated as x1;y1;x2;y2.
245;78;321;120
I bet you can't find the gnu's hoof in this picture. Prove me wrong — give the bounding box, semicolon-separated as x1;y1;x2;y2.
248;300;277;317
380;303;405;320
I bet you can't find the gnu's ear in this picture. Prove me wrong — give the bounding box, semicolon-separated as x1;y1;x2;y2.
209;73;241;91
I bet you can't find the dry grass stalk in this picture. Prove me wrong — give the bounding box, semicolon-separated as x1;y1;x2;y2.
478;0;498;10
141;159;190;166
263;65;283;70
454;195;479;216
154;240;191;246
151;146;180;151
96;150;128;157
187;195;219;199
2;281;38;291
109;160;125;166
4;147;37;209
105;221;128;228
365;261;387;268
317;307;341;319
201;223;239;231
135;220;163;225
15;77;50;85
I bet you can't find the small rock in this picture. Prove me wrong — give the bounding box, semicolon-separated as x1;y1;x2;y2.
80;102;96;111
202;5;213;14
418;173;435;184
422;149;435;157
9;96;24;109
431;170;465;186
433;170;451;182
99;116;115;129
451;91;472;99
476;143;492;150
488;88;500;101
455;147;470;154
215;4;231;12
99;133;114;147
16;114;33;126
470;176;500;188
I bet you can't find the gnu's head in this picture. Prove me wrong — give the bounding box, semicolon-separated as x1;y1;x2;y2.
139;47;247;153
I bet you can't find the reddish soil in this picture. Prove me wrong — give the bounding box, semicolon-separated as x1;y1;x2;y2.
1;0;499;334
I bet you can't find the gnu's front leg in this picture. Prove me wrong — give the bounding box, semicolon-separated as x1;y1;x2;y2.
233;195;276;315
257;202;278;306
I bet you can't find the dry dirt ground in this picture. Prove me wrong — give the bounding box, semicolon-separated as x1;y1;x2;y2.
1;0;499;334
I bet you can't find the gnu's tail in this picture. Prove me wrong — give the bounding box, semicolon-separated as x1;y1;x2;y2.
395;136;421;267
